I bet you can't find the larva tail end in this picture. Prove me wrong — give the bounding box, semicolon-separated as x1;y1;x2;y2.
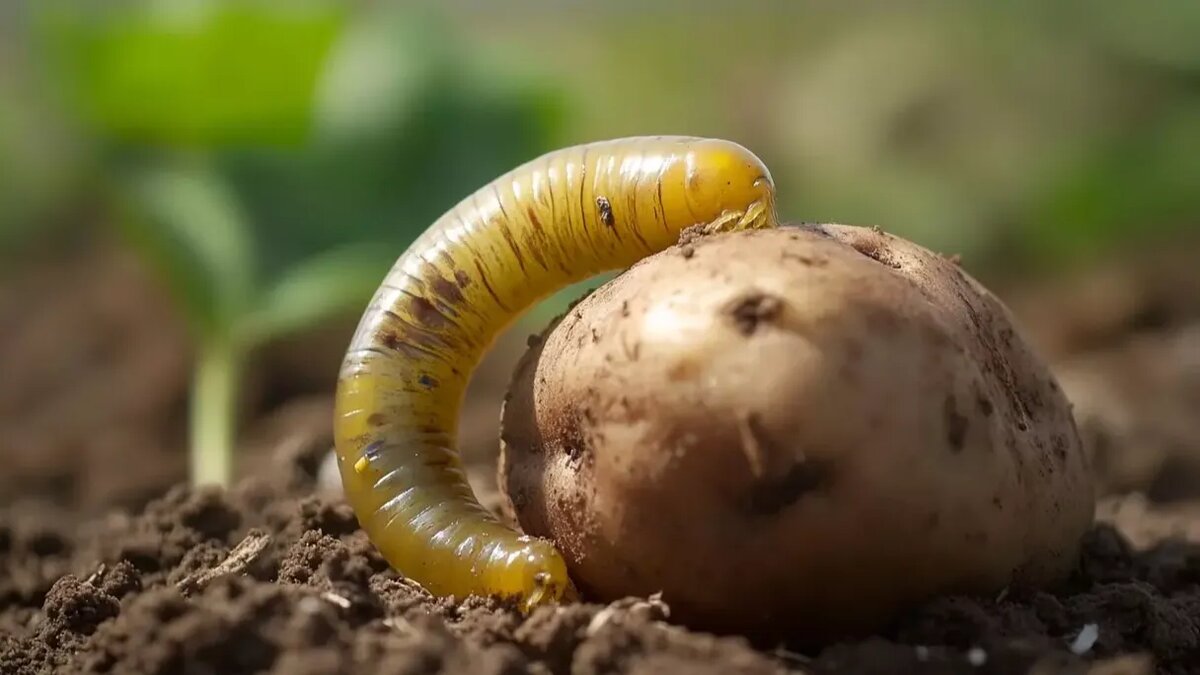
511;537;573;614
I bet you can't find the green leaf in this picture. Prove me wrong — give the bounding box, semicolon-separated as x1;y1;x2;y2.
118;159;255;336
311;5;449;144
216;24;568;282
37;0;345;145
242;242;393;345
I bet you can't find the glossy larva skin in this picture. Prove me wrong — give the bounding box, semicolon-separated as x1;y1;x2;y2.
334;136;778;610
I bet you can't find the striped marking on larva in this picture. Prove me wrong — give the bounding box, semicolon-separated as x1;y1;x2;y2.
334;136;779;612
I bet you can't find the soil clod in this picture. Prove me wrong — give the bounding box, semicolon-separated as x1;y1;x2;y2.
177;530;271;596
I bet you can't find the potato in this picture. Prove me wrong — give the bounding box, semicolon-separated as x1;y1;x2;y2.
499;224;1094;641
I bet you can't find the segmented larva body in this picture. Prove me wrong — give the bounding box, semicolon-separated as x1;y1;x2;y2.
335;136;778;611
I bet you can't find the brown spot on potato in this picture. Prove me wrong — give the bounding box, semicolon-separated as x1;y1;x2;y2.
862;303;901;332
944;395;968;452
977;393;995;417
740;460;833;516
728;292;783;336
454;270;471;288
367;413;387;427
781;251;827;266
1052;434;1069;461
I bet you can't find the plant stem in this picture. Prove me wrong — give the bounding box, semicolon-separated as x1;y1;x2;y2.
190;339;241;488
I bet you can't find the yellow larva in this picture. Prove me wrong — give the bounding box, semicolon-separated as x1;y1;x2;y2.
334;136;778;611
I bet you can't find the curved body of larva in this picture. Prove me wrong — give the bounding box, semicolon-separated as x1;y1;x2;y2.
334;136;778;611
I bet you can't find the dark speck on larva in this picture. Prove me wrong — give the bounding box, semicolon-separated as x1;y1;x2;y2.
431;275;465;305
408;296;450;329
596;196;615;227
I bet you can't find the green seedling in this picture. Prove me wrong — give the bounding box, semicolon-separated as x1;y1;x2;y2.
117;160;391;487
33;0;570;488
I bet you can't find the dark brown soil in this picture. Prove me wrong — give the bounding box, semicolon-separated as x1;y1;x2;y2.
3;450;1194;675
2;236;1200;674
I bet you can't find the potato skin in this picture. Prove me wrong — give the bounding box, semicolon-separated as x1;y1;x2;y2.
499;224;1094;641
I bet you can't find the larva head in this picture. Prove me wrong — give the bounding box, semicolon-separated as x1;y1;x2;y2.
665;138;777;232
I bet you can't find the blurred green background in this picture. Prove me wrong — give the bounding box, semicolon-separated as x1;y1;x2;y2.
5;0;1200;316
2;0;1199;488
